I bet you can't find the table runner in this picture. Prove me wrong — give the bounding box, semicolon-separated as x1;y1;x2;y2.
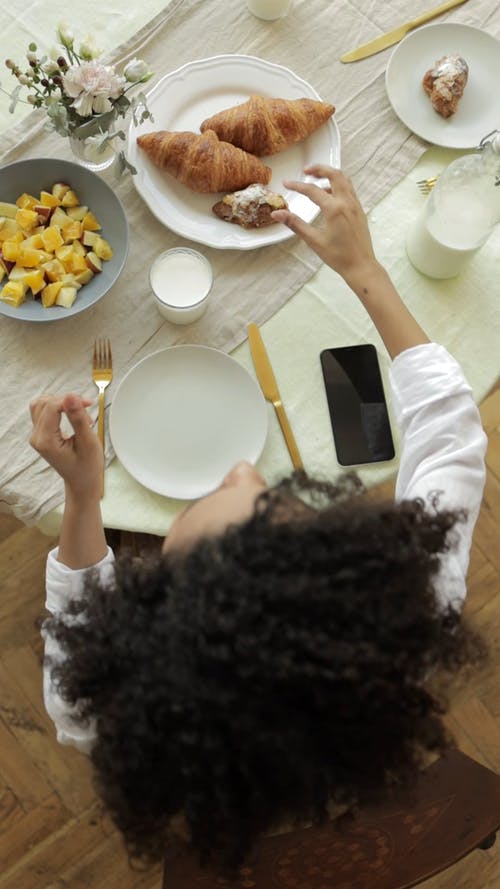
1;0;499;526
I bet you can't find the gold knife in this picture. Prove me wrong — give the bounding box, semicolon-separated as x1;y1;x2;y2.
247;323;304;471
340;0;469;63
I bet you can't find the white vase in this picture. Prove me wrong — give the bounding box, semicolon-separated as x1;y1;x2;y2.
69;134;115;173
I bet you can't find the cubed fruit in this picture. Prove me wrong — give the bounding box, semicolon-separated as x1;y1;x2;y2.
39;190;61;208
41;226;64;253
8;266;29;281
0;201;18;219
75;268;94;286
72;239;86;256
55;245;75;269
0;279;27;307
56;285;77;308
16;192;38;210
15;208;39;231
0;251;14;274
61;189;80;208
23;268;45;295
41;281;63;307
42;258;66;282
0;218;21;242
34;205;52;223
17;246;46;268
2;240;20;262
66;205;88;221
61;220;82;241
21;233;44;250
82;211;101;232
60;274;82;290
50;207;70;228
93;236;113;261
51;182;70;201
82;229;98;248
68;252;88;273
85;251;102;273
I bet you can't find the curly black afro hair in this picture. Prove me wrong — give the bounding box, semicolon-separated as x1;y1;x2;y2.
44;474;484;872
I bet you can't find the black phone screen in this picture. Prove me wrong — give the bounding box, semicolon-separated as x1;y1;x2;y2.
320;345;395;466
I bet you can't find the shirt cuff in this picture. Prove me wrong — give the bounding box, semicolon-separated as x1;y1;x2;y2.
45;546;115;613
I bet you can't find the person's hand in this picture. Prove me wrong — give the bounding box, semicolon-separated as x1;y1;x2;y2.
29;393;103;504
271;165;379;287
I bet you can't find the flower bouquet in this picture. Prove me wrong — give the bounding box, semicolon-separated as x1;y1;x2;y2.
2;23;154;174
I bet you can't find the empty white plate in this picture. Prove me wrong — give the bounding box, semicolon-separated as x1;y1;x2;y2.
109;345;268;499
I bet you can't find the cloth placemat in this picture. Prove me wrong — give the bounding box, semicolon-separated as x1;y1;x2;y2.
1;0;499;526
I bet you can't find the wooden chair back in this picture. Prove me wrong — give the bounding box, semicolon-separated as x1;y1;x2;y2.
162;749;500;889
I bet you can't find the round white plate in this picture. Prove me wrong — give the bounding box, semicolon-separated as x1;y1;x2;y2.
109;345;268;499
385;23;500;149
127;54;340;250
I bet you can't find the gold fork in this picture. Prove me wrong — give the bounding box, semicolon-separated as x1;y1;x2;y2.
92;338;113;497
416;177;438;195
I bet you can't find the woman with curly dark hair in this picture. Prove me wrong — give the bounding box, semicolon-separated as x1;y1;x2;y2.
30;167;487;875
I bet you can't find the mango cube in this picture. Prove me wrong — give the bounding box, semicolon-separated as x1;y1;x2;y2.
41;281;63;307
0;279;27;306
62;220;82;242
42;226;64;253
61;189;80;208
93;236;113;261
16;193;37;210
42;258;66;282
40;190;61;208
2;240;20;262
23;268;45;295
0;218;21;242
82;211;101;232
15;208;39;231
18;246;46;268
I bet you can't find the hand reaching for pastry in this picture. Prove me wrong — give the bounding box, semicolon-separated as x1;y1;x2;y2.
271;165;378;288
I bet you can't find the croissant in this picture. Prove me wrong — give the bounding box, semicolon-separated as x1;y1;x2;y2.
200;95;335;156
422;55;469;118
212;184;288;228
136;129;272;193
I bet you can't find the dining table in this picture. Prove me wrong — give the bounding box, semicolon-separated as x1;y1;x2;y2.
1;0;499;538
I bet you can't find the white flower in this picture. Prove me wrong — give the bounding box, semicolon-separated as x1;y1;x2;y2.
57;22;74;48
79;35;100;61
123;57;152;83
62;61;125;118
26;51;37;63
43;59;60;75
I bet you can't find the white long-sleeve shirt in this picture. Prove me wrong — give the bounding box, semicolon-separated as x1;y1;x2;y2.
43;343;487;754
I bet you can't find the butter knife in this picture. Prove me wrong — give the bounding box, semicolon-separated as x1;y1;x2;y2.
247;323;304;471
340;0;470;63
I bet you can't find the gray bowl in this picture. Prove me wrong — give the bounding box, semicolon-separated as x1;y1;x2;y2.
0;157;128;322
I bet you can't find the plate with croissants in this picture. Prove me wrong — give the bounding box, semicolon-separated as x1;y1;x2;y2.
127;54;340;249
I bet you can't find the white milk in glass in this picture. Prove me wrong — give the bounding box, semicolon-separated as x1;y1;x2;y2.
407;136;500;279
150;249;213;324
406;190;494;279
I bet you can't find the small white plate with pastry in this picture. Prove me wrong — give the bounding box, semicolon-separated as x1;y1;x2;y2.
385;23;500;149
127;54;340;249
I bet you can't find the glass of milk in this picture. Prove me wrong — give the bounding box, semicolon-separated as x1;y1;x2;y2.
150;248;213;325
246;0;293;21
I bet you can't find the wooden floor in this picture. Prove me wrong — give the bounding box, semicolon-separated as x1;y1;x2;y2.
1;386;499;889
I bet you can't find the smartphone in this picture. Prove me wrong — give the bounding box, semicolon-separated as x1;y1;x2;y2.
320;344;395;466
